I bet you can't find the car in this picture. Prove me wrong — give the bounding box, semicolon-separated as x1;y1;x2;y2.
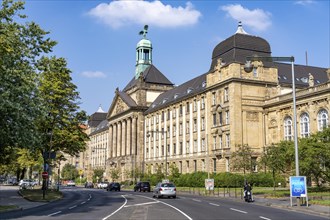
97;181;109;189
19;179;37;187
134;181;151;192
153;182;176;199
107;182;120;191
85;181;94;188
66;180;76;187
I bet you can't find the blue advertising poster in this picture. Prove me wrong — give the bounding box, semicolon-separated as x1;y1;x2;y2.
290;176;307;197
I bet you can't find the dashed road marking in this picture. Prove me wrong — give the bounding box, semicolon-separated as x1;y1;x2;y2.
69;205;77;209
47;211;62;216
259;216;271;220
124;201;160;207
230;208;247;214
192;199;201;202
209;203;220;206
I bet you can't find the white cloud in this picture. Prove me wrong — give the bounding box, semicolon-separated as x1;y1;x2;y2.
294;0;316;6
81;71;107;78
88;0;201;28
221;4;272;32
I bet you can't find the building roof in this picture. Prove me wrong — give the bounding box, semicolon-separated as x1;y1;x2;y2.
124;64;174;92
145;73;207;114
89;119;109;136
88;112;107;128
275;63;328;87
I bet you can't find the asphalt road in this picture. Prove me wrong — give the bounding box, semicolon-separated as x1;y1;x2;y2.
1;187;328;220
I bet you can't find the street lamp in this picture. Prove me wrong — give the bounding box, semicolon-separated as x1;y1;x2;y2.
245;56;300;205
147;130;168;178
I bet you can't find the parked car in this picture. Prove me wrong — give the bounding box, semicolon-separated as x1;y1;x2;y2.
19;179;37;187
153;182;176;199
134;181;151;192
85;181;94;188
66;180;76;187
107;182;120;191
97;181;109;189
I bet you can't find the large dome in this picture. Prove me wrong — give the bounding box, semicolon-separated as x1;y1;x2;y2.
209;23;271;71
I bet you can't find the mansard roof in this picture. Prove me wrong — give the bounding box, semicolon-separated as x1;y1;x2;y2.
123;64;174;92
89;119;109;136
275;63;328;87
145;73;207;114
88;112;107;128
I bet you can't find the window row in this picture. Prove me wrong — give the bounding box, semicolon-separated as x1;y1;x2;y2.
284;109;329;140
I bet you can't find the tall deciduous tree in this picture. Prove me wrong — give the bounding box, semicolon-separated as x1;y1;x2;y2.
230;145;254;176
0;0;56;162
36;56;89;162
61;163;78;180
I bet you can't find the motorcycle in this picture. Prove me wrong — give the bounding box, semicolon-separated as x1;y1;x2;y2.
244;190;253;202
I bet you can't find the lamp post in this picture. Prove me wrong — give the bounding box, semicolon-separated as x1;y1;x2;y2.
92;147;107;181
245;56;300;205
147;130;168;178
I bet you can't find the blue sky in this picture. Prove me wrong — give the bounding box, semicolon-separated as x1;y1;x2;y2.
21;0;329;115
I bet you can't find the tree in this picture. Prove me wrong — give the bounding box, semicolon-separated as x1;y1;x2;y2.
61;163;78;180
260;143;289;189
110;168;120;182
0;0;57;161
299;127;330;186
93;168;104;182
230;145;254;177
36;56;89;159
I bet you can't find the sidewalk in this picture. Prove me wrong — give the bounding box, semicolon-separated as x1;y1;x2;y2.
0;185;47;211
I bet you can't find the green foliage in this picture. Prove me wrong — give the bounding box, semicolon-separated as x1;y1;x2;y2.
0;0;56;159
110;168;120;182
93;168;104;181
230;145;254;174
61;163;78;180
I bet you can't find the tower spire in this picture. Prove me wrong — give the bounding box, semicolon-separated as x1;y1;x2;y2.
135;25;152;79
236;21;249;35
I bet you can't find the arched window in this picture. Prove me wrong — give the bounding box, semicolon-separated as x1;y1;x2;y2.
300;113;310;138
284;116;293;140
317;109;329;131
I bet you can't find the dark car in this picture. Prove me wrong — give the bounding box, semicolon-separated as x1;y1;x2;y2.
107;182;120;191
85;181;94;188
134;181;151;192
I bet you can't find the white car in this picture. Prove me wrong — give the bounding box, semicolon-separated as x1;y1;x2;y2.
19;179;37;187
97;182;109;189
153;182;176;199
66;180;76;187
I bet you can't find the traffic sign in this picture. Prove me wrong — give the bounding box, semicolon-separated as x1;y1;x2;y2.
42;171;49;179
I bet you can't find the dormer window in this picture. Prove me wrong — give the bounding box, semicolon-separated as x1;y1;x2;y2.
162;99;167;104
301;77;308;83
187;87;193;94
202;81;206;87
283;76;287;80
174;93;179;99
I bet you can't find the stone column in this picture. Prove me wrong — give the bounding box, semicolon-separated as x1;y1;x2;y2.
118;122;122;157
132;116;137;155
127;118;132;155
122;120;126;156
113;123;117;158
109;125;113;158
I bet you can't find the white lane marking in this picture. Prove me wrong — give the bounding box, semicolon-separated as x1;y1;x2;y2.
81;201;86;204
259;216;272;220
209;203;220;206
69;205;77;209
230;208;247;214
102;195;127;220
137;195;193;220
192;199;201;202
47;211;62;216
125;201;159;207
